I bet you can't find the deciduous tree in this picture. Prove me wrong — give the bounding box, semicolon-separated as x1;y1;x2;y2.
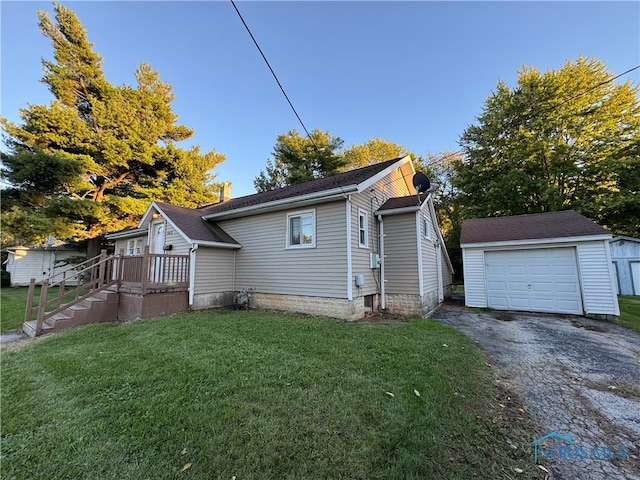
454;57;640;236
254;129;346;192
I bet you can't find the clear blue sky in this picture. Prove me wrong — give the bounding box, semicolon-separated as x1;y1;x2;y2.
2;1;639;198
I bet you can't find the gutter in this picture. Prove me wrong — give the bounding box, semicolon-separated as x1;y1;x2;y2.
202;186;359;220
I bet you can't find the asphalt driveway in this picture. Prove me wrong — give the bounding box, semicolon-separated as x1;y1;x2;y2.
432;301;640;480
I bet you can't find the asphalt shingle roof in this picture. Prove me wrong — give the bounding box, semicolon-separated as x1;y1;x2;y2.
377;192;428;212
201;158;404;216
155;202;239;245
460;210;609;245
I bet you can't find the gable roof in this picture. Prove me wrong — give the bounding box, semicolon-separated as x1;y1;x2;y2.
460;210;610;245
152;202;240;247
202;156;410;219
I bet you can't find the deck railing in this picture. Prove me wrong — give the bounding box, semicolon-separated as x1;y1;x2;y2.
24;246;190;335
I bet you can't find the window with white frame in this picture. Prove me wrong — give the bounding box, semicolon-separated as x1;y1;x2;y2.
423;216;432;240
358;209;369;248
286;210;315;248
127;238;143;255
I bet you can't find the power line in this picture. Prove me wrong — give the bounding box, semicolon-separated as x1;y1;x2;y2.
230;0;319;151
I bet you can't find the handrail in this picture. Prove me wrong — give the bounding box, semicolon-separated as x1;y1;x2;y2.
24;246;191;334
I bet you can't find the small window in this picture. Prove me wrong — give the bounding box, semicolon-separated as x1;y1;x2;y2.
127;239;143;255
358;209;369;248
424;217;432;240
286;210;315;248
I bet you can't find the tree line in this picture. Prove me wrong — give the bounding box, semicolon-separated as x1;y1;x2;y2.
2;3;638;272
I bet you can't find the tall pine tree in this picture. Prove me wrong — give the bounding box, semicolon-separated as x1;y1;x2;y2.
1;3;225;255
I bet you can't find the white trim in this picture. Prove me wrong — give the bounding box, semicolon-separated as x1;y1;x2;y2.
188;244;198;306
192;240;241;249
378;214;385;309
355;155;413;193
415;211;424;297
202;156;412;221
436;242;444;302
461;234;612;249
285;209;316;249
423;216;432;240
203;187;357;220
602;239;621;315
358;208;369;248
105;228;147;240
428;198;454;275
346;197;353;300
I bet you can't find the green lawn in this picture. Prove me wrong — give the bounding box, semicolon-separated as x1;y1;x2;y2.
0;311;542;479
617;295;640;333
1;287;30;332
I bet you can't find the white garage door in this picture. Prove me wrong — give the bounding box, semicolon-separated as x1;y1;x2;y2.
485;248;583;314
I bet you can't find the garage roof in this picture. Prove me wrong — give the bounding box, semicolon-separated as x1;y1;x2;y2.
460;210;609;244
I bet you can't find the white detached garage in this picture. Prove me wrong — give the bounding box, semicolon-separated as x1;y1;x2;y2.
460;210;620;318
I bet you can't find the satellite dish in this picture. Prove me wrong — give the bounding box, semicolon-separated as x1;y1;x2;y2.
412;172;431;193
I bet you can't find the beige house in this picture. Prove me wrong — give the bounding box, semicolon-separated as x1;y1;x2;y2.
107;156;453;320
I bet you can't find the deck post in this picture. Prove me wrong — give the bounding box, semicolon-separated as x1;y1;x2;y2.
141;245;150;294
97;249;107;287
24;278;36;325
36;279;49;335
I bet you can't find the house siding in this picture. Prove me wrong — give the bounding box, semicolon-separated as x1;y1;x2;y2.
217;200;348;298
192;247;236;309
383;213;420;295
7;249;84;286
609;238;640;295
163;222;191;255
350;191;381;298
462;248;486;308
577;241;620;315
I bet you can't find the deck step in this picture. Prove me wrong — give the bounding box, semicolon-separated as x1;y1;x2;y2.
23;320;55;338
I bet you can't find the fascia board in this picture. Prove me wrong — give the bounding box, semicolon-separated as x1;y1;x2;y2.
202;188;356;220
152;204;193;245
428;197;455;274
461;234;613;249
104;228;147;240
377;194;430;217
138;202;160;228
356;156;413;193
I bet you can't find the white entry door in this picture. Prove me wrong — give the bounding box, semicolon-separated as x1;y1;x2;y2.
151;223;165;282
485;247;583;315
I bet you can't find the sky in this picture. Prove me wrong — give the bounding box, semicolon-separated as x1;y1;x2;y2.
2;1;639;198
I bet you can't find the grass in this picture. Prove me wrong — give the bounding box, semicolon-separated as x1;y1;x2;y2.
617;295;640;333
0;287;31;332
0;310;543;480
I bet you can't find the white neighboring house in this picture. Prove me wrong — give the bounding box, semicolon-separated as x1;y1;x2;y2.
460;210;619;318
609;236;640;295
4;245;86;286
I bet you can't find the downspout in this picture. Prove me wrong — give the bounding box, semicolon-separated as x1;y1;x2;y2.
436;241;444;302
346;195;353;300
415;212;424;298
377;214;386;310
232;249;237;292
189;243;198;306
